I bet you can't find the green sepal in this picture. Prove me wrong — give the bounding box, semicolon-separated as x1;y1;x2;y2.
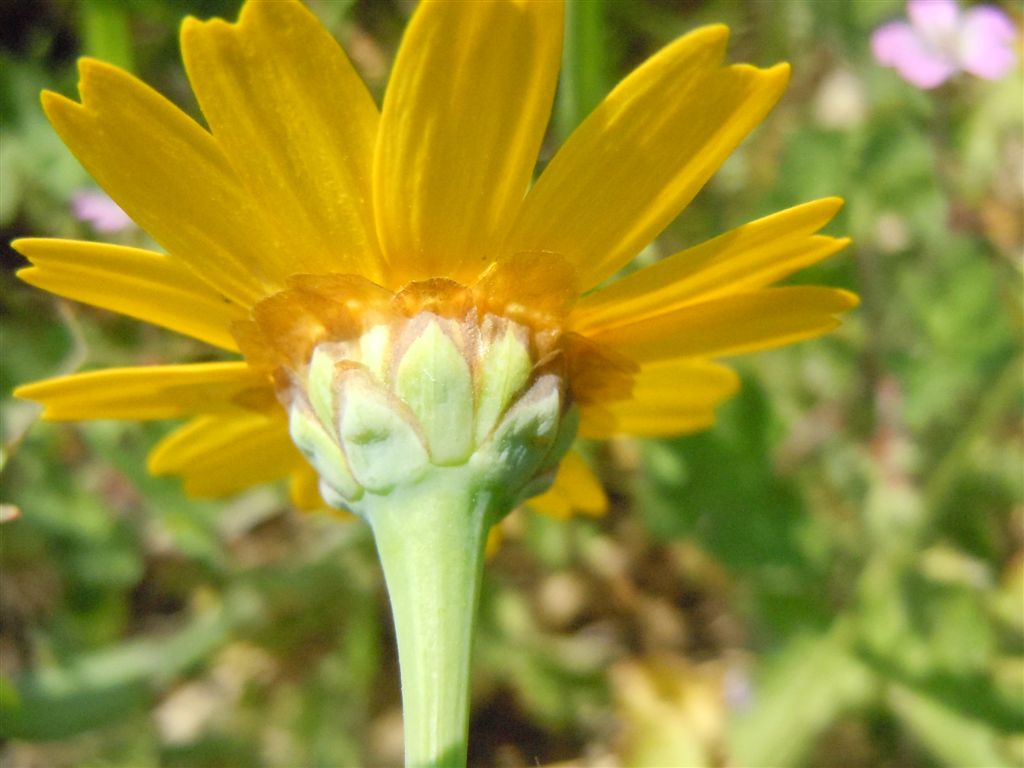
474;322;532;446
288;402;362;502
340;372;429;494
474;374;563;495
394;318;474;466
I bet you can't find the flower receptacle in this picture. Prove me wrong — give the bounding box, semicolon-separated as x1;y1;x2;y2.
286;307;578;520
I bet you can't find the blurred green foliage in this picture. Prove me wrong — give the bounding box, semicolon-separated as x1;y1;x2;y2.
1;1;1021;766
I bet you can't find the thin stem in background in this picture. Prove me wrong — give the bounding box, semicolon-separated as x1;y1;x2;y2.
556;0;610;144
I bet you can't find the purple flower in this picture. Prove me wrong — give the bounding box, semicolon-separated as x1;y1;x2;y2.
872;0;1018;89
71;189;134;233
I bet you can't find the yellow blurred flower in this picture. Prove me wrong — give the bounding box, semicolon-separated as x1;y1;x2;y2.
14;0;855;515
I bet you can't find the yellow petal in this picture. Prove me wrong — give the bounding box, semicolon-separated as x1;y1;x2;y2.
589;286;859;362
484;523;504;558
579;359;739;438
527;451;608;519
180;1;382;281
585;410;716;439
42;59;287;306
572;199;849;333
374;0;564;285
148;411;301;497
289;464;325;511
15;362;272;421
506;25;791;290
289;464;355;519
14;238;244;350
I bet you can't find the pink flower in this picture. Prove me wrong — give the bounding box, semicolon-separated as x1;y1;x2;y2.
71;189;134;233
872;0;1018;89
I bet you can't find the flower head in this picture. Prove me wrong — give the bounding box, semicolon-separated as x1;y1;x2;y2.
14;0;856;518
872;0;1018;89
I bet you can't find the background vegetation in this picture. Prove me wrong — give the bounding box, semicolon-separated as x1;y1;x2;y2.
1;1;1021;766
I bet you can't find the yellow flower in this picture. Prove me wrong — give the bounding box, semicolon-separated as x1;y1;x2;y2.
14;0;856;517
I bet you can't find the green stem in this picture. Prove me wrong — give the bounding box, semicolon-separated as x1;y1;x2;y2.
80;0;134;72
555;0;609;143
923;352;1023;515
366;468;499;768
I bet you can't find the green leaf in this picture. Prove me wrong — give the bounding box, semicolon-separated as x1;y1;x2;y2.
80;0;135;73
728;623;874;767
858;649;1024;735
1;599;249;740
889;684;1014;768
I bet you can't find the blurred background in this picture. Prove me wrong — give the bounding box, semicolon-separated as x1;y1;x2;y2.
1;0;1021;766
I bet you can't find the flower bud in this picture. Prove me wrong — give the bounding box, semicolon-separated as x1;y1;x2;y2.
279;294;577;519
